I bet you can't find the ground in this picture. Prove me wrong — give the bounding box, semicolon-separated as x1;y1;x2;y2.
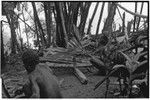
2;63;121;98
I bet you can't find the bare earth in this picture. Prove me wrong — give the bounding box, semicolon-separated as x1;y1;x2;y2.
2;63;120;98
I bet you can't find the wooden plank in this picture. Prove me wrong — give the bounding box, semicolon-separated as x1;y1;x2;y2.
74;68;88;84
45;62;92;68
73;57;88;84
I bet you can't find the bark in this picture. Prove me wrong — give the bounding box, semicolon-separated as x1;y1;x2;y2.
1;21;5;69
87;2;99;34
96;2;105;36
127;21;132;36
73;2;81;26
116;6;123;21
59;2;68;48
133;2;137;32
122;12;125;34
79;2;91;36
22;4;29;47
6;14;17;54
32;3;40;49
55;2;67;48
136;2;144;31
102;3;117;38
18;22;23;51
67;3;74;37
32;2;47;47
44;2;52;47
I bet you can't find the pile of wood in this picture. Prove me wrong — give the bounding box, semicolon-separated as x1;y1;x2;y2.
39;47;91;84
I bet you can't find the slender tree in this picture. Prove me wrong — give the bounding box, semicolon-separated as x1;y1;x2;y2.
133;2;137;32
96;2;105;36
44;2;52;47
1;21;6;69
73;2;81;26
136;2;144;31
122;12;125;34
6;13;17;54
32;2;41;49
79;2;91;36
102;2;117;38
22;3;29;47
32;2;47;47
55;2;68;48
87;2;99;34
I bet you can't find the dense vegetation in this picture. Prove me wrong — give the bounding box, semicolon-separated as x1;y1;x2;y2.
1;2;148;98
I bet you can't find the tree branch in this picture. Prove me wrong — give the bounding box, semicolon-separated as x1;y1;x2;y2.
116;3;147;18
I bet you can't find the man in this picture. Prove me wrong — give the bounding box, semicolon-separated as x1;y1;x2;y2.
19;50;62;98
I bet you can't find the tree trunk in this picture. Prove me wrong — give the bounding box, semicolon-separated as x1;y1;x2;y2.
32;3;40;49
122;12;125;34
1;21;5;69
73;2;81;26
32;2;47;48
18;22;23;51
96;2;105;36
55;2;68;48
6;14;17;54
44;2;52;47
102;3;117;38
87;2;99;34
79;2;91;36
22;4;29;47
136;2;144;31
133;2;137;33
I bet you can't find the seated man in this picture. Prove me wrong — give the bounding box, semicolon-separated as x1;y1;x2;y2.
18;50;62;98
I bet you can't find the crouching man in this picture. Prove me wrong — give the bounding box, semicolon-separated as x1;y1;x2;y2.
18;50;62;98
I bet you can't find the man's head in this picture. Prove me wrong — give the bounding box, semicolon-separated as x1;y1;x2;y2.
22;50;39;73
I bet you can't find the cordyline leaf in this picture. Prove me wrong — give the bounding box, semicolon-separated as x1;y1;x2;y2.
126;60;139;73
130;73;146;82
136;35;147;45
94;65;126;90
132;60;148;73
112;64;126;69
134;51;148;61
119;51;132;63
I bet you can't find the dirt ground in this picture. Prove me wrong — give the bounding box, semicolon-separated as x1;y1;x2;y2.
2;63;120;98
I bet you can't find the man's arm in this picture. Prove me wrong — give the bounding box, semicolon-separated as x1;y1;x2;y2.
29;75;40;98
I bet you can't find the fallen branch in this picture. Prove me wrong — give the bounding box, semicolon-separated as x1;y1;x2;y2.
73;57;88;84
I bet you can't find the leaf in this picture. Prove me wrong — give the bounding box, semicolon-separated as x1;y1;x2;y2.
132;60;148;73
134;51;148;61
119;51;132;63
112;64;125;69
94;68;118;90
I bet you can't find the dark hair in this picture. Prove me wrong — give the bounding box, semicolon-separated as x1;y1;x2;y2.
22;50;39;73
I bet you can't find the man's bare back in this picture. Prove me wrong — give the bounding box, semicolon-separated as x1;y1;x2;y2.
29;64;62;98
21;50;62;98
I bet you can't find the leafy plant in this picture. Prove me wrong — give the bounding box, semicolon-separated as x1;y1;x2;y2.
94;50;148;97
